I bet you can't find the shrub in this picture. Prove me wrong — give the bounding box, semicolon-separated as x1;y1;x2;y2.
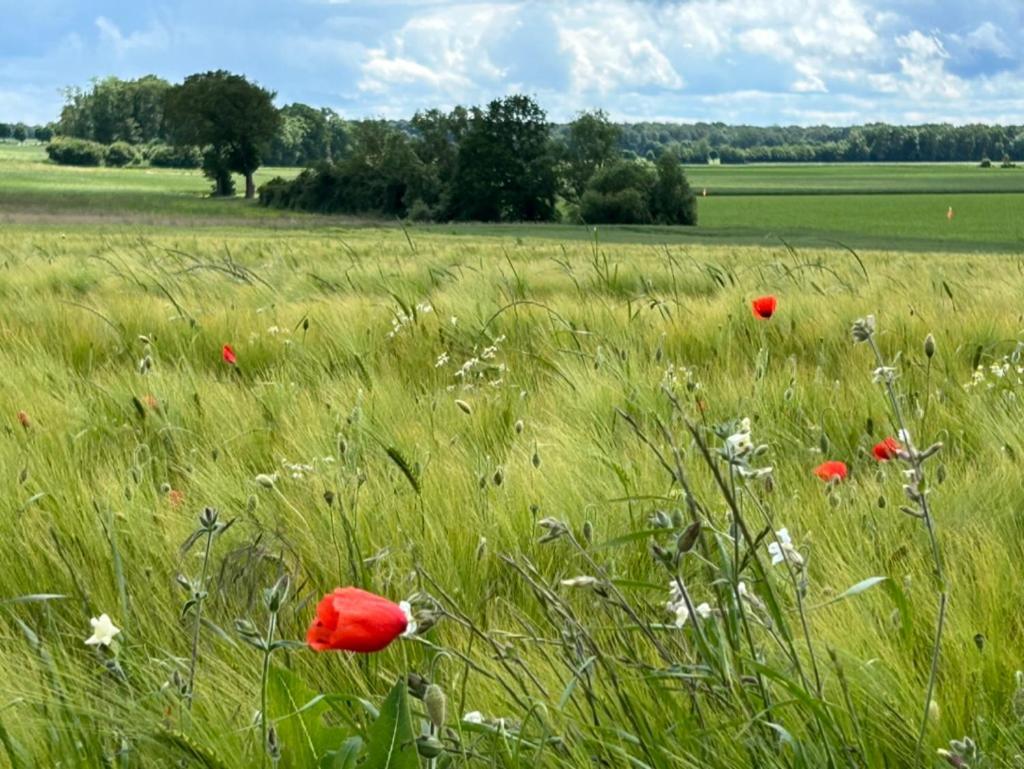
148;144;202;169
104;141;140;167
578;159;656;224
45;137;106;167
980;158;992;168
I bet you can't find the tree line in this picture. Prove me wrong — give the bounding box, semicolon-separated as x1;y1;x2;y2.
45;75;1024;168
22;71;1024;223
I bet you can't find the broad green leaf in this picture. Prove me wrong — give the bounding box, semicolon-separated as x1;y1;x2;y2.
268;666;350;768
361;678;419;769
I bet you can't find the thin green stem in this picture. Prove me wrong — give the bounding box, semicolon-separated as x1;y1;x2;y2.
186;527;215;710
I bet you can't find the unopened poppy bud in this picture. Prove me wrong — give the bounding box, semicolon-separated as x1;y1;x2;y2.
455;399;472;414
407;672;428;698
582;520;593;543
492;467;503;486
514;419;524;434
266;726;280;761
924;334;936;359
234;618;259;638
265;575;290;613
200;506;219;529
246;494;259;513
416;735;445;759
323;490;335;507
255;473;277;489
424;684;447;728
159;482;171;494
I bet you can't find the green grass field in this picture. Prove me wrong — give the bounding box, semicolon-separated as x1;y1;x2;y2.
4;143;1024;252
2;145;1024;768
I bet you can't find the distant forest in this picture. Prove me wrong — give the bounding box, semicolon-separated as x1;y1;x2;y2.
12;75;1024;166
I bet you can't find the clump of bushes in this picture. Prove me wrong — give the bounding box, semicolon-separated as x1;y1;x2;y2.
104;141;140;167
979;157;992;168
46;137;106;167
578;154;697;226
148;143;202;169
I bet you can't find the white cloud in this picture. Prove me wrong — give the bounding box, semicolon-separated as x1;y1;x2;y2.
357;3;520;94
94;16;170;55
962;21;1012;59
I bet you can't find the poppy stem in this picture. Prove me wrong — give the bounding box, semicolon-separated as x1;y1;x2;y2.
259;612;277;769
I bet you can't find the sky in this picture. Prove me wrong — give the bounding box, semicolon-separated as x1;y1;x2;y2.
1;0;1022;126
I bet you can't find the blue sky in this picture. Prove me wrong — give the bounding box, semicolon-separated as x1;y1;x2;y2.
1;0;1022;126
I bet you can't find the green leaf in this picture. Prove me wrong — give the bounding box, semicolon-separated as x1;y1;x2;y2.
322;737;363;769
809;576;887;610
361;678;419;769
593;528;666;550
268;666;350;768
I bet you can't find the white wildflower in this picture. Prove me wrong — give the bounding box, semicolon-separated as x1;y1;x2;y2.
463;711;484;724
85;614;120;647
767;527;804;568
560;576;599;588
435;352;450;367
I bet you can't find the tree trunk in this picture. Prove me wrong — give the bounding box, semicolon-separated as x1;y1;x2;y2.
245;172;255;199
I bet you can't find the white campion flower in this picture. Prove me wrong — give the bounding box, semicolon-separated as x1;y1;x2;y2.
463;711;484;724
560;576;599;588
725;417;753;457
400;601;417;637
767;528;804;568
85;614;121;647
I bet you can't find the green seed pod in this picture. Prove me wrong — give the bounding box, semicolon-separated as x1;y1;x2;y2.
424;684;447;728
416;736;445;759
924;333;936;359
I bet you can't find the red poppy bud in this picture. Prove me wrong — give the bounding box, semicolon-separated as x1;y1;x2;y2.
168;489;184;508
307;587;408;653
16;410;30;429
814;460;848;482
751;296;778;319
873;437;901;461
222;344;237;366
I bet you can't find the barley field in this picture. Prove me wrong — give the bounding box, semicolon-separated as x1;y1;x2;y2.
2;207;1024;769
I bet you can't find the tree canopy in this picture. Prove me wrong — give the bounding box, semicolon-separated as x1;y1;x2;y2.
163;71;280;197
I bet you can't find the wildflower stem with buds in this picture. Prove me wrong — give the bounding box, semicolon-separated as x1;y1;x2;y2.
854;316;946;762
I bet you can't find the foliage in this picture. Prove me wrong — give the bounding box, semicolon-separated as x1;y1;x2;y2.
651;152;697;225
103;141;140;168
58;75;172;144
449;95;559;221
2;220;1024;767
164;70;281;198
45;136;107;166
577;155;696;225
147;143;202;169
579;159;656;223
560;109;621;200
612;120;1024;163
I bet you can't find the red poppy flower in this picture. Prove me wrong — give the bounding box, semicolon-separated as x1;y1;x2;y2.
222;344;237;366
168;489;184;508
751;296;777;319
814;461;848;482
307;587;408;653
143;394;159;411
872;437;901;461
16;410;30;429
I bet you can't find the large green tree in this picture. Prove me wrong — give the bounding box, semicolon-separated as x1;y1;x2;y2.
58;76;171;144
163;71;280;198
561;109;621;200
450;95;558;221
